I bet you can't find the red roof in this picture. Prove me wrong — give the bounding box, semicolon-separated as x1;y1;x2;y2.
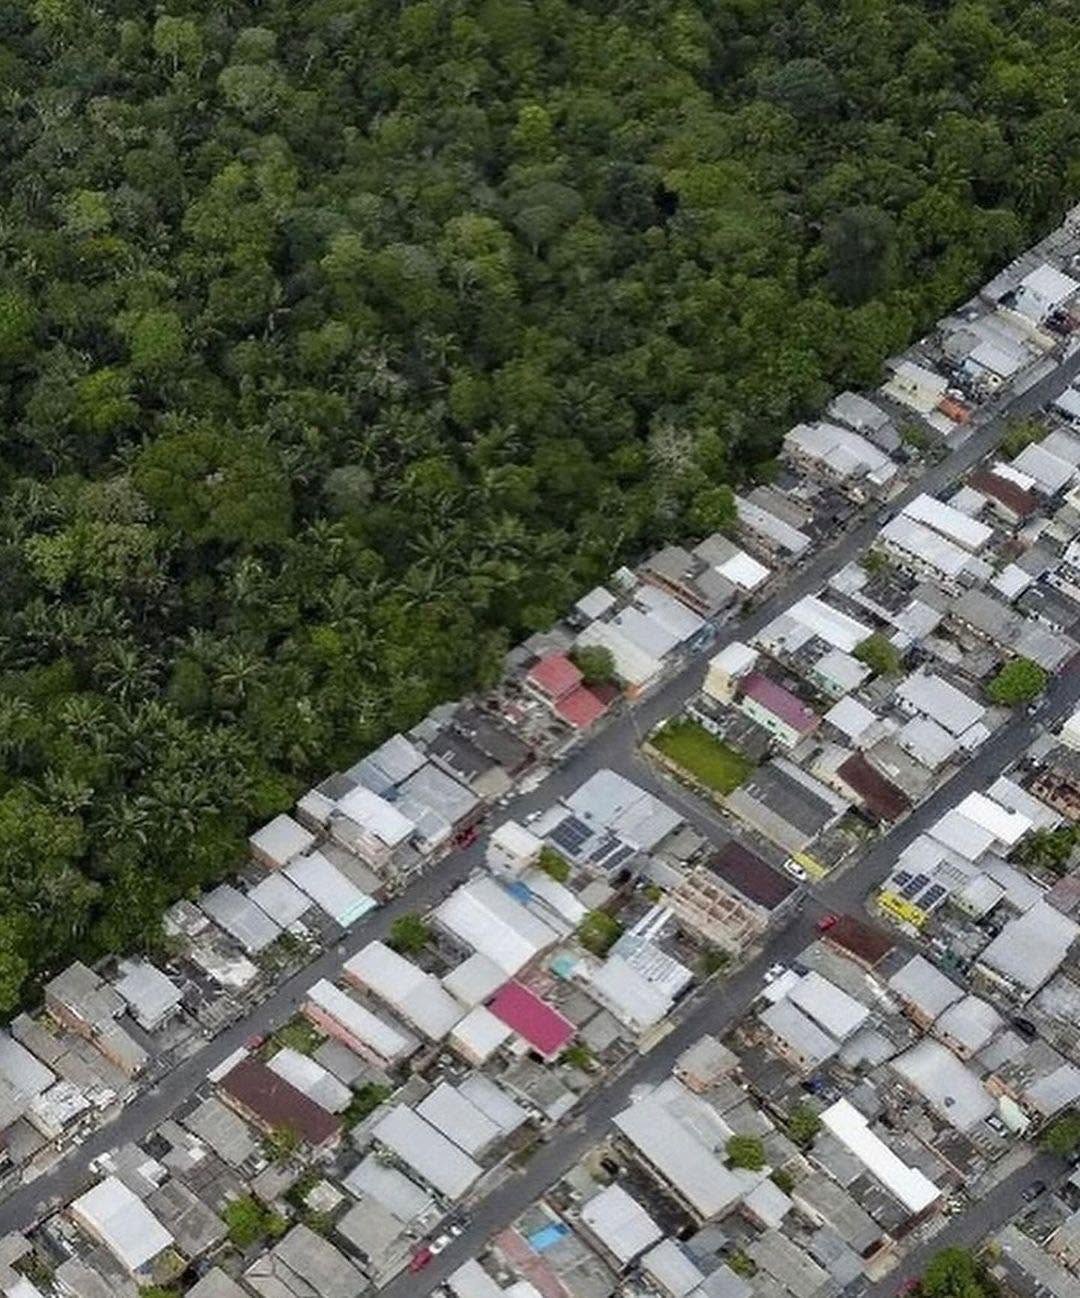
837;752;911;822
555;685;608;729
488;981;574;1059
740;673;818;734
969;469;1037;519
823;915;894;967
527;654;582;701
219;1056;340;1147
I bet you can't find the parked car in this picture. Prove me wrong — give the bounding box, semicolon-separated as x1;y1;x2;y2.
763;963;787;984
409;1247;433;1273
429;1234;453;1255
782;859;808;881
816;913;839;932
1023;1180;1047;1203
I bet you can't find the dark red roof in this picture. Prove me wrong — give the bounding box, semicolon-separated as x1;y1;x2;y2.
488;981;574;1059
823;915;894;967
220;1056;341;1146
708;840;796;910
739;673;818;734
555;686;608;729
837;752;911;822
527;654;582;701
969;469;1036;519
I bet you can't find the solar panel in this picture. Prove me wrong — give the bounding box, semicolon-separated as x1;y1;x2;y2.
919;884;946;907
892;870;911;888
549;815;593;856
901;873;929;899
588;831;620;863
601;843;636;872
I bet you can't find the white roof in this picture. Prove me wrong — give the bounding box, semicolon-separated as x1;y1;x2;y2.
306;979;415;1063
902;494;992;552
735;496;811;556
978;902;1079;993
1012;442;1076;494
785;972;869;1041
434;876;560;975
955;792;1032;848
992;459;1038;490
343;1154;433;1222
1014;263;1079;320
824;696;878;743
588;955;672;1033
787;595;871;653
580;1184;663;1265
249;814;315;867
636;585;707;642
266;1047;352;1113
449;1006;512;1062
285;851;377;927
448;1261;504;1298
442;952;507;1008
929;809;996;861
112;959;183;1030
201;884;281;954
613;1085;744;1220
821;1100;940;1214
642;1239;706;1298
786;421;893;481
991;564;1032;600
889;955;963;1019
416;1082;501;1156
371;1106;481;1200
335;786;414;846
610;605;680;659
70;1176;173;1273
489;820;542;864
882;360;947;413
898;716;958;769
717;549;770;591
458;1074;529;1135
892;1039;995;1131
575;586;617;621
247;873;312;928
345;942;464;1041
710;641;758;678
1054;387;1080;421
880;515;972;579
895;672;984;736
575;619;662;688
0;1033;53;1099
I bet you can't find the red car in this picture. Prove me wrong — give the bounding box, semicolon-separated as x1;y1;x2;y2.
816;914;839;933
409;1246;433;1273
454;824;480;849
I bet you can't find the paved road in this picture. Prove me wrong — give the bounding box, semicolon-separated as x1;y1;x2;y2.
3;345;1079;1242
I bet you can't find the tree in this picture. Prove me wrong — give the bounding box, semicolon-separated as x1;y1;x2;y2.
1041;1109;1080;1158
224;1195;287;1248
561;1042;593;1070
264;1124;299;1164
1016;826;1079;876
726;1134;766;1170
987;657;1048;706
344;1083;392;1128
786;1103;822;1148
854;633;902;676
1001;419;1043;458
538;847;571;882
388;913;430;954
570;645;616;687
577;910;623;957
921;1249;996;1298
824;207;897;305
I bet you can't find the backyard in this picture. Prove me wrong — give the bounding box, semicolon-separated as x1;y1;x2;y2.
651;720;754;794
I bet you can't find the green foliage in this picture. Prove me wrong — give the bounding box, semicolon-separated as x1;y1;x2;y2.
1016;826;1080;876
561;1042;594;1070
987;657;1048;705
538;847;571;883
854;633;902;677
786;1103;822;1149
921;1249;997;1298
1001;419;1044;458
343;1082;392;1129
270;1017;323;1055
726;1134;766;1170
1041;1109;1080;1157
901;423;932;452
699;947;730;977
0;0;1076;1002
728;1251;757;1278
264;1123;300;1164
569;645;617;687
224;1195;287;1248
387;913;430;955
770;1168;796;1194
577;910;623;957
652;720;753;793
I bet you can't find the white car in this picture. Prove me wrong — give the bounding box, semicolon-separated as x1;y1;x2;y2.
429;1234;453;1255
782;859;808;881
763;962;787;984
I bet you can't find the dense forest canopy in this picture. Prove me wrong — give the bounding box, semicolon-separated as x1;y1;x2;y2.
0;0;1077;1004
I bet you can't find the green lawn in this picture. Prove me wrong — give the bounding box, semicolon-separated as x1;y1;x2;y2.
652;720;754;794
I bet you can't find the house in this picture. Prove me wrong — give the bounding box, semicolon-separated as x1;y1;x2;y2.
888;956;963;1029
736;673;819;749
434;876;563;975
44;963;147;1078
639;545;737;618
303;979;418;1070
488;981;575;1061
894;671;985;739
735;495;812;561
1032;746;1080;819
113;960;183;1033
244;1225;366;1298
726;760;846;856
249;814;316;871
666;841;797;954
968;469;1037;523
784;422;897;497
69;1177;174;1279
370;1106;482;1201
525;654;610;730
693;534;772;594
344;942;464;1043
976;902;1079;1002
578;1184;663;1270
901;494;992;552
217;1056;341;1149
878;515;979;586
834;753;911;823
703;641;758;705
820;1100;941;1220
828;390;899;451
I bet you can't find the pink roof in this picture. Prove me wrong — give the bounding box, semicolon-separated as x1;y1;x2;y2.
555;686;608;729
527;654;582;701
740;672;818;733
488;981;574;1058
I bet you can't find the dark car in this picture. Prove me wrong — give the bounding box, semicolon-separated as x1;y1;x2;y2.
1023;1181;1047;1203
1013;1018;1038;1040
